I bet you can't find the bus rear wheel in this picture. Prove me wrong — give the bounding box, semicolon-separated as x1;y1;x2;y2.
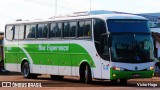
22;62;37;79
80;64;92;84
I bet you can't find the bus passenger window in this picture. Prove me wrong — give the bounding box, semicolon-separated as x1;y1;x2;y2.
78;20;91;38
57;23;62;37
50;23;62;38
26;25;36;39
37;24;48;38
6;25;14;40
78;21;84;37
14;26;20;40
63;22;70;37
14;25;25;40
50;23;56;37
19;25;25;39
37;24;43;38
70;22;76;37
43;24;48;38
84;20;91;37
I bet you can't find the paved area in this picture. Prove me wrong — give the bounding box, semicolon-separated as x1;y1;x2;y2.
0;74;159;90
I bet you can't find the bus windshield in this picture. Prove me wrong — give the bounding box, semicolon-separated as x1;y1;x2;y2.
107;19;150;33
107;19;154;63
110;34;154;63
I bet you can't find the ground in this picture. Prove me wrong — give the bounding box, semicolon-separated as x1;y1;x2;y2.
0;74;160;90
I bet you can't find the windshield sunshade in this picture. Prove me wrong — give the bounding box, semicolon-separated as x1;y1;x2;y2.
107;19;150;33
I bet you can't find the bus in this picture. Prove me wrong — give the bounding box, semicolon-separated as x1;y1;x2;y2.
4;13;155;84
0;33;4;72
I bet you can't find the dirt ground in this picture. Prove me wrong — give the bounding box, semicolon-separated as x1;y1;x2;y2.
0;74;160;90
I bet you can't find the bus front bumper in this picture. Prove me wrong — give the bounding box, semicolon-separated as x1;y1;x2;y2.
110;68;154;80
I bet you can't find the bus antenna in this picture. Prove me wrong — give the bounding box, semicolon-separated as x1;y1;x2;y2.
90;0;91;12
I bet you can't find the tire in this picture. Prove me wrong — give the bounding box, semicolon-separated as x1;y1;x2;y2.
110;79;118;84
80;64;92;84
120;79;127;85
50;75;64;80
22;62;37;79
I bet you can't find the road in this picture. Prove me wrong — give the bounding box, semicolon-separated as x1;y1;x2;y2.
0;74;160;90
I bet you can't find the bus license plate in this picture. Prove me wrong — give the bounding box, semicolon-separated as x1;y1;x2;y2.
133;74;140;77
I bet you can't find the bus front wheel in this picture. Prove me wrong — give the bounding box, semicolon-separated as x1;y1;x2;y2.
110;79;118;84
80;64;92;84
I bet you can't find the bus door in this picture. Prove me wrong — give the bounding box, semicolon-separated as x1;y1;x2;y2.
100;35;110;79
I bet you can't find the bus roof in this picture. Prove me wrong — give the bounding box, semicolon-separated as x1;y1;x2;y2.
6;14;146;25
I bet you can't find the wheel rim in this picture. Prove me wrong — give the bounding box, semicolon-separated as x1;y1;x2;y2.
23;64;29;77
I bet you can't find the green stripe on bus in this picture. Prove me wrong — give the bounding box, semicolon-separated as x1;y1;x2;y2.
5;44;95;67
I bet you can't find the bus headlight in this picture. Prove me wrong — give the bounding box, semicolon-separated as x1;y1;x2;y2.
113;67;121;71
149;66;154;70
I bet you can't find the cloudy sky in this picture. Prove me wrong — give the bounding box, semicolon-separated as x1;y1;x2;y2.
0;0;160;31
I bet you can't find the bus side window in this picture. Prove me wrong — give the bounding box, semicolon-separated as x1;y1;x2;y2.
50;22;62;38
37;24;43;38
19;25;25;39
6;25;14;40
50;23;56;38
37;24;48;38
26;25;36;39
14;25;25;40
69;21;76;37
78;21;84;37
43;24;48;38
84;20;91;37
63;22;70;37
57;23;62;37
77;20;91;38
14;25;20;40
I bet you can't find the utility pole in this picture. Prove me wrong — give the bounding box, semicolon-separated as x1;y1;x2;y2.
55;0;57;15
90;0;91;11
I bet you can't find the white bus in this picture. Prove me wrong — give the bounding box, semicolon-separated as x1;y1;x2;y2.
4;12;155;84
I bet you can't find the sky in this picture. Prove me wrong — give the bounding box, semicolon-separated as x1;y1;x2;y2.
0;0;160;32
